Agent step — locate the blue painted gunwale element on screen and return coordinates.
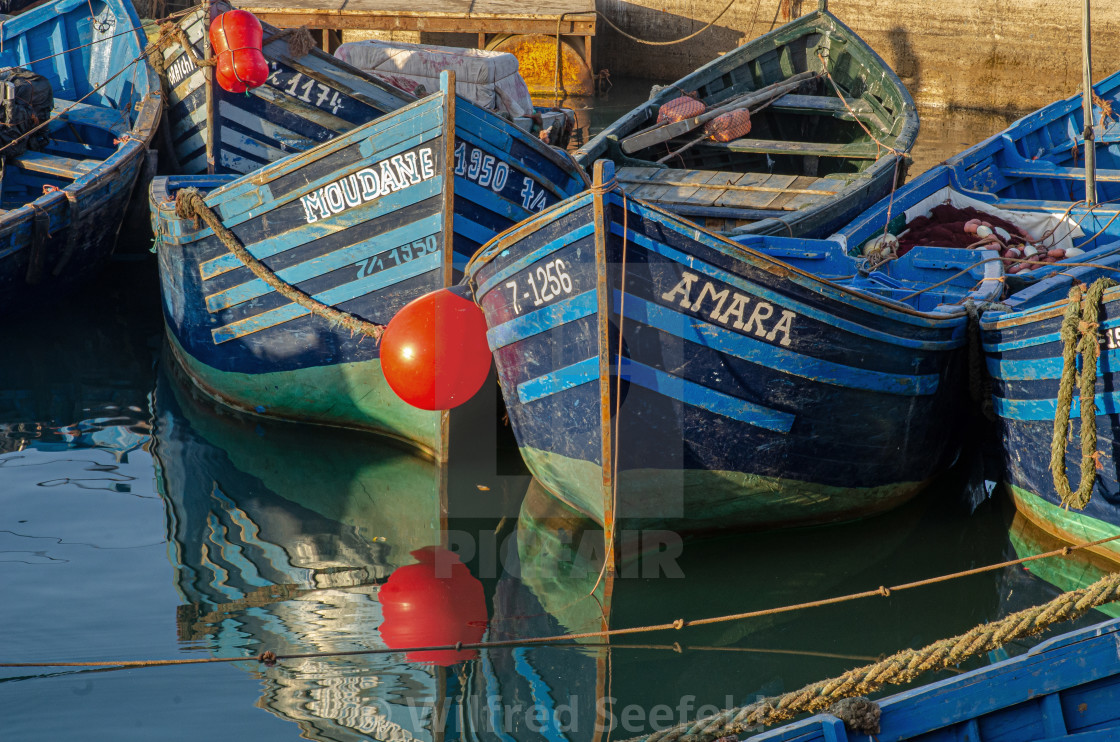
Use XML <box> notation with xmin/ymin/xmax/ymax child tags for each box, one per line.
<box><xmin>573</xmin><ymin>8</ymin><xmax>919</xmax><ymax>239</ymax></box>
<box><xmin>152</xmin><ymin>72</ymin><xmax>587</xmax><ymax>458</ymax></box>
<box><xmin>466</xmin><ymin>160</ymin><xmax>1002</xmax><ymax>535</ymax></box>
<box><xmin>160</xmin><ymin>0</ymin><xmax>414</xmax><ymax>175</ymax></box>
<box><xmin>0</xmin><ymin>0</ymin><xmax>161</xmax><ymax>316</ymax></box>
<box><xmin>941</xmin><ymin>67</ymin><xmax>1120</xmax><ymax>547</ymax></box>
<box><xmin>749</xmin><ymin>617</ymin><xmax>1120</xmax><ymax>741</ymax></box>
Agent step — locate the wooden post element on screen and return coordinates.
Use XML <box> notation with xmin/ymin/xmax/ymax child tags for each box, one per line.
<box><xmin>1083</xmin><ymin>0</ymin><xmax>1097</xmax><ymax>205</ymax></box>
<box><xmin>818</xmin><ymin>0</ymin><xmax>828</xmax><ymax>11</ymax></box>
<box><xmin>203</xmin><ymin>0</ymin><xmax>215</xmax><ymax>175</ymax></box>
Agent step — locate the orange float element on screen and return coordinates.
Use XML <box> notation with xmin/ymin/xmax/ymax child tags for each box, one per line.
<box><xmin>378</xmin><ymin>547</ymin><xmax>488</xmax><ymax>666</ymax></box>
<box><xmin>209</xmin><ymin>10</ymin><xmax>269</xmax><ymax>94</ymax></box>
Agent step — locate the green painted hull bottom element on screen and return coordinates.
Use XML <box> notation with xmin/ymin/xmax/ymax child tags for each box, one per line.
<box><xmin>521</xmin><ymin>445</ymin><xmax>929</xmax><ymax>533</ymax></box>
<box><xmin>1009</xmin><ymin>484</ymin><xmax>1120</xmax><ymax>562</ymax></box>
<box><xmin>1007</xmin><ymin>510</ymin><xmax>1120</xmax><ymax>619</ymax></box>
<box><xmin>162</xmin><ymin>368</ymin><xmax>446</xmax><ymax>569</ymax></box>
<box><xmin>167</xmin><ymin>330</ymin><xmax>442</xmax><ymax>457</ymax></box>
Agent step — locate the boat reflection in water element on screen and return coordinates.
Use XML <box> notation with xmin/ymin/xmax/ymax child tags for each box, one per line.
<box><xmin>1005</xmin><ymin>509</ymin><xmax>1120</xmax><ymax>621</ymax></box>
<box><xmin>154</xmin><ymin>355</ymin><xmax>514</xmax><ymax>742</ymax></box>
<box><xmin>155</xmin><ymin>353</ymin><xmax>1087</xmax><ymax>742</ymax></box>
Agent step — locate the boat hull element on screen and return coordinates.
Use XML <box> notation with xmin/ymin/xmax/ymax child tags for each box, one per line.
<box><xmin>574</xmin><ymin>9</ymin><xmax>918</xmax><ymax>238</ymax></box>
<box><xmin>152</xmin><ymin>76</ymin><xmax>587</xmax><ymax>455</ymax></box>
<box><xmin>984</xmin><ymin>290</ymin><xmax>1120</xmax><ymax>555</ymax></box>
<box><xmin>468</xmin><ymin>169</ymin><xmax>972</xmax><ymax>534</ymax></box>
<box><xmin>159</xmin><ymin>2</ymin><xmax>413</xmax><ymax>175</ymax></box>
<box><xmin>749</xmin><ymin>617</ymin><xmax>1120</xmax><ymax>741</ymax></box>
<box><xmin>0</xmin><ymin>0</ymin><xmax>160</xmax><ymax>315</ymax></box>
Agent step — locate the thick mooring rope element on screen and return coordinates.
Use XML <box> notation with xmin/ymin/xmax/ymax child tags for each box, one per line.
<box><xmin>633</xmin><ymin>569</ymin><xmax>1120</xmax><ymax>742</ymax></box>
<box><xmin>173</xmin><ymin>188</ymin><xmax>385</xmax><ymax>340</ymax></box>
<box><xmin>1051</xmin><ymin>277</ymin><xmax>1116</xmax><ymax>509</ymax></box>
<box><xmin>263</xmin><ymin>25</ymin><xmax>317</xmax><ymax>60</ymax></box>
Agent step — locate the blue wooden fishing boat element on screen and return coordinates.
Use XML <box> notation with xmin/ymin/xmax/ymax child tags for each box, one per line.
<box><xmin>0</xmin><ymin>0</ymin><xmax>161</xmax><ymax>315</ymax></box>
<box><xmin>464</xmin><ymin>159</ymin><xmax>1003</xmax><ymax>539</ymax></box>
<box><xmin>961</xmin><ymin>69</ymin><xmax>1120</xmax><ymax>560</ymax></box>
<box><xmin>151</xmin><ymin>71</ymin><xmax>587</xmax><ymax>457</ymax></box>
<box><xmin>574</xmin><ymin>0</ymin><xmax>918</xmax><ymax>238</ymax></box>
<box><xmin>749</xmin><ymin>616</ymin><xmax>1120</xmax><ymax>741</ymax></box>
<box><xmin>156</xmin><ymin>0</ymin><xmax>413</xmax><ymax>175</ymax></box>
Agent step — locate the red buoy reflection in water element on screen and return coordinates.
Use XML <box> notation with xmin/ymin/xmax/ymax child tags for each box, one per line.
<box><xmin>379</xmin><ymin>546</ymin><xmax>487</xmax><ymax>665</ymax></box>
<box><xmin>380</xmin><ymin>286</ymin><xmax>492</xmax><ymax>410</ymax></box>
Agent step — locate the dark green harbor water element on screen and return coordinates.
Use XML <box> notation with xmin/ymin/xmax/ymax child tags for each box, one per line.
<box><xmin>1</xmin><ymin>95</ymin><xmax>1109</xmax><ymax>741</ymax></box>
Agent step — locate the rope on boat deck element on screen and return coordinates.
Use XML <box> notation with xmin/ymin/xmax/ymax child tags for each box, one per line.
<box><xmin>146</xmin><ymin>22</ymin><xmax>215</xmax><ymax>70</ymax></box>
<box><xmin>1051</xmin><ymin>277</ymin><xmax>1116</xmax><ymax>509</ymax></box>
<box><xmin>631</xmin><ymin>570</ymin><xmax>1120</xmax><ymax>742</ymax></box>
<box><xmin>6</xmin><ymin>529</ymin><xmax>1120</xmax><ymax>672</ymax></box>
<box><xmin>173</xmin><ymin>188</ymin><xmax>385</xmax><ymax>341</ymax></box>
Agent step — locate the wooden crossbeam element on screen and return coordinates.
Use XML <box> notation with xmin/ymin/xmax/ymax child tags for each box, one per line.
<box><xmin>616</xmin><ymin>175</ymin><xmax>838</xmax><ymax>197</ymax></box>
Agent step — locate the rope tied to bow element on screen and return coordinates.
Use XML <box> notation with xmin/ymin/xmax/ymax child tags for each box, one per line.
<box><xmin>1051</xmin><ymin>277</ymin><xmax>1116</xmax><ymax>509</ymax></box>
<box><xmin>174</xmin><ymin>187</ymin><xmax>384</xmax><ymax>341</ymax></box>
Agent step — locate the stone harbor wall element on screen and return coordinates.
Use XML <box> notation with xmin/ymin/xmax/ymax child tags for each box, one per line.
<box><xmin>594</xmin><ymin>0</ymin><xmax>1120</xmax><ymax>114</ymax></box>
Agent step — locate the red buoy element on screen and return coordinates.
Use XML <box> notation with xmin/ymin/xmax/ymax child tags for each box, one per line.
<box><xmin>209</xmin><ymin>10</ymin><xmax>269</xmax><ymax>94</ymax></box>
<box><xmin>380</xmin><ymin>285</ymin><xmax>491</xmax><ymax>410</ymax></box>
<box><xmin>379</xmin><ymin>547</ymin><xmax>487</xmax><ymax>665</ymax></box>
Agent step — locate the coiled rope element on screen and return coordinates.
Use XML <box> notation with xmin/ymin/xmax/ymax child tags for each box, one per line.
<box><xmin>173</xmin><ymin>188</ymin><xmax>384</xmax><ymax>340</ymax></box>
<box><xmin>1051</xmin><ymin>277</ymin><xmax>1116</xmax><ymax>509</ymax></box>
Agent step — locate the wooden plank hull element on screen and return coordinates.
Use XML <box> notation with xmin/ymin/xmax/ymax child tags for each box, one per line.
<box><xmin>984</xmin><ymin>288</ymin><xmax>1120</xmax><ymax>555</ymax></box>
<box><xmin>466</xmin><ymin>163</ymin><xmax>1000</xmax><ymax>534</ymax></box>
<box><xmin>152</xmin><ymin>78</ymin><xmax>587</xmax><ymax>457</ymax></box>
<box><xmin>956</xmin><ymin>68</ymin><xmax>1120</xmax><ymax>550</ymax></box>
<box><xmin>160</xmin><ymin>1</ymin><xmax>413</xmax><ymax>175</ymax></box>
<box><xmin>749</xmin><ymin>617</ymin><xmax>1120</xmax><ymax>741</ymax></box>
<box><xmin>0</xmin><ymin>0</ymin><xmax>161</xmax><ymax>315</ymax></box>
<box><xmin>574</xmin><ymin>9</ymin><xmax>918</xmax><ymax>238</ymax></box>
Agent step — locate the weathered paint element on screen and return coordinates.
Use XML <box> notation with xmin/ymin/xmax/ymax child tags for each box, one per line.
<box><xmin>0</xmin><ymin>0</ymin><xmax>161</xmax><ymax>316</ymax></box>
<box><xmin>576</xmin><ymin>9</ymin><xmax>918</xmax><ymax>239</ymax></box>
<box><xmin>748</xmin><ymin>616</ymin><xmax>1120</xmax><ymax>741</ymax></box>
<box><xmin>152</xmin><ymin>74</ymin><xmax>587</xmax><ymax>456</ymax></box>
<box><xmin>466</xmin><ymin>160</ymin><xmax>1002</xmax><ymax>535</ymax></box>
<box><xmin>959</xmin><ymin>69</ymin><xmax>1120</xmax><ymax>555</ymax></box>
<box><xmin>161</xmin><ymin>0</ymin><xmax>414</xmax><ymax>176</ymax></box>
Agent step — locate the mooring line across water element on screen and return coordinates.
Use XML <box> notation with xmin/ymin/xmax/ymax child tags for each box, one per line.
<box><xmin>4</xmin><ymin>530</ymin><xmax>1120</xmax><ymax>671</ymax></box>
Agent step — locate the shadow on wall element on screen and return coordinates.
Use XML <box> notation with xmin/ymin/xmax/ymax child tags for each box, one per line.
<box><xmin>596</xmin><ymin>0</ymin><xmax>744</xmax><ymax>83</ymax></box>
<box><xmin>886</xmin><ymin>25</ymin><xmax>921</xmax><ymax>98</ymax></box>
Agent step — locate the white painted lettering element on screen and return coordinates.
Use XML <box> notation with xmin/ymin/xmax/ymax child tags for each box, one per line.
<box><xmin>718</xmin><ymin>292</ymin><xmax>750</xmax><ymax>329</ymax></box>
<box><xmin>743</xmin><ymin>301</ymin><xmax>774</xmax><ymax>336</ymax></box>
<box><xmin>766</xmin><ymin>310</ymin><xmax>796</xmax><ymax>346</ymax></box>
<box><xmin>661</xmin><ymin>272</ymin><xmax>698</xmax><ymax>308</ymax></box>
<box><xmin>297</xmin><ymin>146</ymin><xmax>437</xmax><ymax>224</ymax></box>
<box><xmin>690</xmin><ymin>282</ymin><xmax>729</xmax><ymax>318</ymax></box>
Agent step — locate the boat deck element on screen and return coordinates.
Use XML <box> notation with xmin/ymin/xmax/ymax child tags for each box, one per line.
<box><xmin>616</xmin><ymin>165</ymin><xmax>857</xmax><ymax>232</ymax></box>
